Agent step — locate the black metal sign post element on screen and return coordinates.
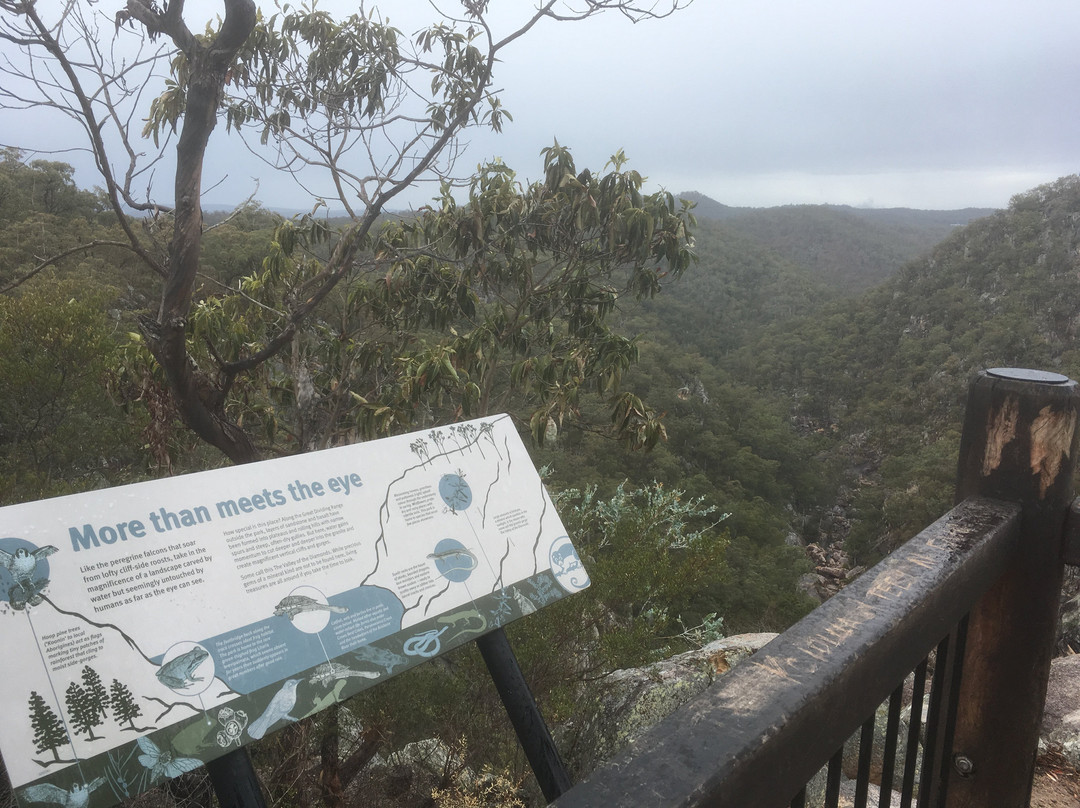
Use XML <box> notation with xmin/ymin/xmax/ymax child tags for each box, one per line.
<box><xmin>205</xmin><ymin>749</ymin><xmax>267</xmax><ymax>808</ymax></box>
<box><xmin>476</xmin><ymin>627</ymin><xmax>573</xmax><ymax>801</ymax></box>
<box><xmin>201</xmin><ymin>630</ymin><xmax>573</xmax><ymax>808</ymax></box>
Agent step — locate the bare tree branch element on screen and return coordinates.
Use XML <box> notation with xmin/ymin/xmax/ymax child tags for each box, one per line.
<box><xmin>0</xmin><ymin>0</ymin><xmax>689</xmax><ymax>463</ymax></box>
<box><xmin>0</xmin><ymin>239</ymin><xmax>154</xmax><ymax>294</ymax></box>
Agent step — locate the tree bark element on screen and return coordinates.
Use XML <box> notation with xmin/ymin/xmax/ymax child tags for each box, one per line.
<box><xmin>128</xmin><ymin>0</ymin><xmax>260</xmax><ymax>464</ymax></box>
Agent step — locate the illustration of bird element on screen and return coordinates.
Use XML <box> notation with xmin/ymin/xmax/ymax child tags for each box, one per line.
<box><xmin>21</xmin><ymin>778</ymin><xmax>106</xmax><ymax>808</ymax></box>
<box><xmin>247</xmin><ymin>679</ymin><xmax>301</xmax><ymax>740</ymax></box>
<box><xmin>0</xmin><ymin>545</ymin><xmax>59</xmax><ymax>594</ymax></box>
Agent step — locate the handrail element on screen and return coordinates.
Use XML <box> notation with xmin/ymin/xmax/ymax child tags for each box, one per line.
<box><xmin>554</xmin><ymin>368</ymin><xmax>1080</xmax><ymax>807</ymax></box>
<box><xmin>551</xmin><ymin>497</ymin><xmax>1020</xmax><ymax>807</ymax></box>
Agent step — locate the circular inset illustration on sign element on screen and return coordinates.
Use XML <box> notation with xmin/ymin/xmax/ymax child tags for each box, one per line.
<box><xmin>549</xmin><ymin>537</ymin><xmax>589</xmax><ymax>593</ymax></box>
<box><xmin>427</xmin><ymin>539</ymin><xmax>478</xmax><ymax>583</ymax></box>
<box><xmin>216</xmin><ymin>706</ymin><xmax>249</xmax><ymax>747</ymax></box>
<box><xmin>438</xmin><ymin>473</ymin><xmax>473</xmax><ymax>512</ymax></box>
<box><xmin>0</xmin><ymin>537</ymin><xmax>58</xmax><ymax>610</ymax></box>
<box><xmin>156</xmin><ymin>641</ymin><xmax>215</xmax><ymax>696</ymax></box>
<box><xmin>274</xmin><ymin>586</ymin><xmax>348</xmax><ymax>634</ymax></box>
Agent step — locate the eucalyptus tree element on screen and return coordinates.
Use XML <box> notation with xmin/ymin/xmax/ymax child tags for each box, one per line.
<box><xmin>196</xmin><ymin>146</ymin><xmax>695</xmax><ymax>455</ymax></box>
<box><xmin>0</xmin><ymin>2</ymin><xmax>695</xmax><ymax>798</ymax></box>
<box><xmin>0</xmin><ymin>0</ymin><xmax>693</xmax><ymax>466</ymax></box>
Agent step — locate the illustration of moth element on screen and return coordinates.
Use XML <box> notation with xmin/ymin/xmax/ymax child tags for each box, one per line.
<box><xmin>136</xmin><ymin>736</ymin><xmax>201</xmax><ymax>782</ymax></box>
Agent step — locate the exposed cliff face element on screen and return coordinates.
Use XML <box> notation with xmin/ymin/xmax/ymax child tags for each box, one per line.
<box><xmin>558</xmin><ymin>633</ymin><xmax>779</xmax><ymax>780</ymax></box>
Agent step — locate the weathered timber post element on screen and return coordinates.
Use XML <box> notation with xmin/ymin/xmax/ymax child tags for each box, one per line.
<box><xmin>946</xmin><ymin>368</ymin><xmax>1080</xmax><ymax>807</ymax></box>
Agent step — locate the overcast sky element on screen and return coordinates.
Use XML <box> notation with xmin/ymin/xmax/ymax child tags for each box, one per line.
<box><xmin>448</xmin><ymin>0</ymin><xmax>1080</xmax><ymax>211</ymax></box>
<box><xmin>6</xmin><ymin>0</ymin><xmax>1080</xmax><ymax>211</ymax></box>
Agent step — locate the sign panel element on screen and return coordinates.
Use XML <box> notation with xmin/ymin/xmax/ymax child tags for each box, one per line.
<box><xmin>0</xmin><ymin>415</ymin><xmax>588</xmax><ymax>808</ymax></box>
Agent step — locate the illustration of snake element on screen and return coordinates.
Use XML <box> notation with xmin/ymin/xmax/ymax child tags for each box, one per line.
<box><xmin>403</xmin><ymin>626</ymin><xmax>449</xmax><ymax>658</ymax></box>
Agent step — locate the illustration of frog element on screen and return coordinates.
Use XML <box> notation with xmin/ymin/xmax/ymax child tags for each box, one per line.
<box><xmin>156</xmin><ymin>646</ymin><xmax>209</xmax><ymax>690</ymax></box>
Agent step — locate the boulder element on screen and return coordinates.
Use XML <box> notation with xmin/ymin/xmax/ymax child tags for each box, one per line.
<box><xmin>1040</xmin><ymin>654</ymin><xmax>1080</xmax><ymax>768</ymax></box>
<box><xmin>837</xmin><ymin>779</ymin><xmax>904</xmax><ymax>808</ymax></box>
<box><xmin>565</xmin><ymin>633</ymin><xmax>777</xmax><ymax>777</ymax></box>
<box><xmin>1056</xmin><ymin>568</ymin><xmax>1080</xmax><ymax>655</ymax></box>
<box><xmin>841</xmin><ymin>698</ymin><xmax>921</xmax><ymax>792</ymax></box>
<box><xmin>798</xmin><ymin>572</ymin><xmax>832</xmax><ymax>603</ymax></box>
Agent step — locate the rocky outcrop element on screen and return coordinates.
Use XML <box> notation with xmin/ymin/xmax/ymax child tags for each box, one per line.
<box><xmin>1041</xmin><ymin>654</ymin><xmax>1080</xmax><ymax>768</ymax></box>
<box><xmin>567</xmin><ymin>638</ymin><xmax>1080</xmax><ymax>805</ymax></box>
<box><xmin>799</xmin><ymin>542</ymin><xmax>865</xmax><ymax>603</ymax></box>
<box><xmin>563</xmin><ymin>633</ymin><xmax>777</xmax><ymax>778</ymax></box>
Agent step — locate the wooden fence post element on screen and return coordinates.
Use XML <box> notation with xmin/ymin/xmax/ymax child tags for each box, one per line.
<box><xmin>946</xmin><ymin>368</ymin><xmax>1080</xmax><ymax>807</ymax></box>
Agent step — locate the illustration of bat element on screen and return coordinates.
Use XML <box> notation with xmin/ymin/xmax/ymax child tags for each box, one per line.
<box><xmin>20</xmin><ymin>778</ymin><xmax>105</xmax><ymax>808</ymax></box>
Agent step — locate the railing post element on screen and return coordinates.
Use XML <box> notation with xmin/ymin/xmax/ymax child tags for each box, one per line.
<box><xmin>946</xmin><ymin>368</ymin><xmax>1080</xmax><ymax>807</ymax></box>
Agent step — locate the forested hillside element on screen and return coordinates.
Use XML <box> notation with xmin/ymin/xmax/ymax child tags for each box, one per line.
<box><xmin>10</xmin><ymin>143</ymin><xmax>1080</xmax><ymax>802</ymax></box>
<box><xmin>679</xmin><ymin>191</ymin><xmax>993</xmax><ymax>293</ymax></box>
<box><xmin>717</xmin><ymin>175</ymin><xmax>1080</xmax><ymax>561</ymax></box>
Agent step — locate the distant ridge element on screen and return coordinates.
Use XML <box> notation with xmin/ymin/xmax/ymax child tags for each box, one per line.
<box><xmin>677</xmin><ymin>191</ymin><xmax>997</xmax><ymax>293</ymax></box>
<box><xmin>677</xmin><ymin>190</ymin><xmax>995</xmax><ymax>222</ymax></box>
<box><xmin>676</xmin><ymin>191</ymin><xmax>735</xmax><ymax>220</ymax></box>
<box><xmin>734</xmin><ymin>173</ymin><xmax>1080</xmax><ymax>554</ymax></box>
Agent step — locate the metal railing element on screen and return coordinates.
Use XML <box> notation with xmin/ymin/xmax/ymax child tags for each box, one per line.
<box><xmin>552</xmin><ymin>368</ymin><xmax>1080</xmax><ymax>807</ymax></box>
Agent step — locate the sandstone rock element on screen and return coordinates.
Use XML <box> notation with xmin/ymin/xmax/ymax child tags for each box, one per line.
<box><xmin>1056</xmin><ymin>568</ymin><xmax>1080</xmax><ymax>655</ymax></box>
<box><xmin>1040</xmin><ymin>654</ymin><xmax>1080</xmax><ymax>769</ymax></box>
<box><xmin>816</xmin><ymin>564</ymin><xmax>847</xmax><ymax>579</ymax></box>
<box><xmin>566</xmin><ymin>633</ymin><xmax>777</xmax><ymax>777</ymax></box>
<box><xmin>371</xmin><ymin>737</ymin><xmax>473</xmax><ymax>797</ymax></box>
<box><xmin>801</xmin><ymin>767</ymin><xmax>909</xmax><ymax>808</ymax></box>
<box><xmin>836</xmin><ymin>778</ymin><xmax>906</xmax><ymax>808</ymax></box>
<box><xmin>799</xmin><ymin>572</ymin><xmax>832</xmax><ymax>603</ymax></box>
<box><xmin>841</xmin><ymin>698</ymin><xmax>921</xmax><ymax>793</ymax></box>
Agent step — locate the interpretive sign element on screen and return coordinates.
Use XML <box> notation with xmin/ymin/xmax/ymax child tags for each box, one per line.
<box><xmin>0</xmin><ymin>414</ymin><xmax>588</xmax><ymax>808</ymax></box>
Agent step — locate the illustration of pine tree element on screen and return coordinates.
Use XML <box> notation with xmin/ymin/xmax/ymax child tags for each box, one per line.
<box><xmin>64</xmin><ymin>681</ymin><xmax>102</xmax><ymax>740</ymax></box>
<box><xmin>81</xmin><ymin>665</ymin><xmax>109</xmax><ymax>721</ymax></box>
<box><xmin>109</xmin><ymin>679</ymin><xmax>142</xmax><ymax>730</ymax></box>
<box><xmin>28</xmin><ymin>691</ymin><xmax>69</xmax><ymax>761</ymax></box>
